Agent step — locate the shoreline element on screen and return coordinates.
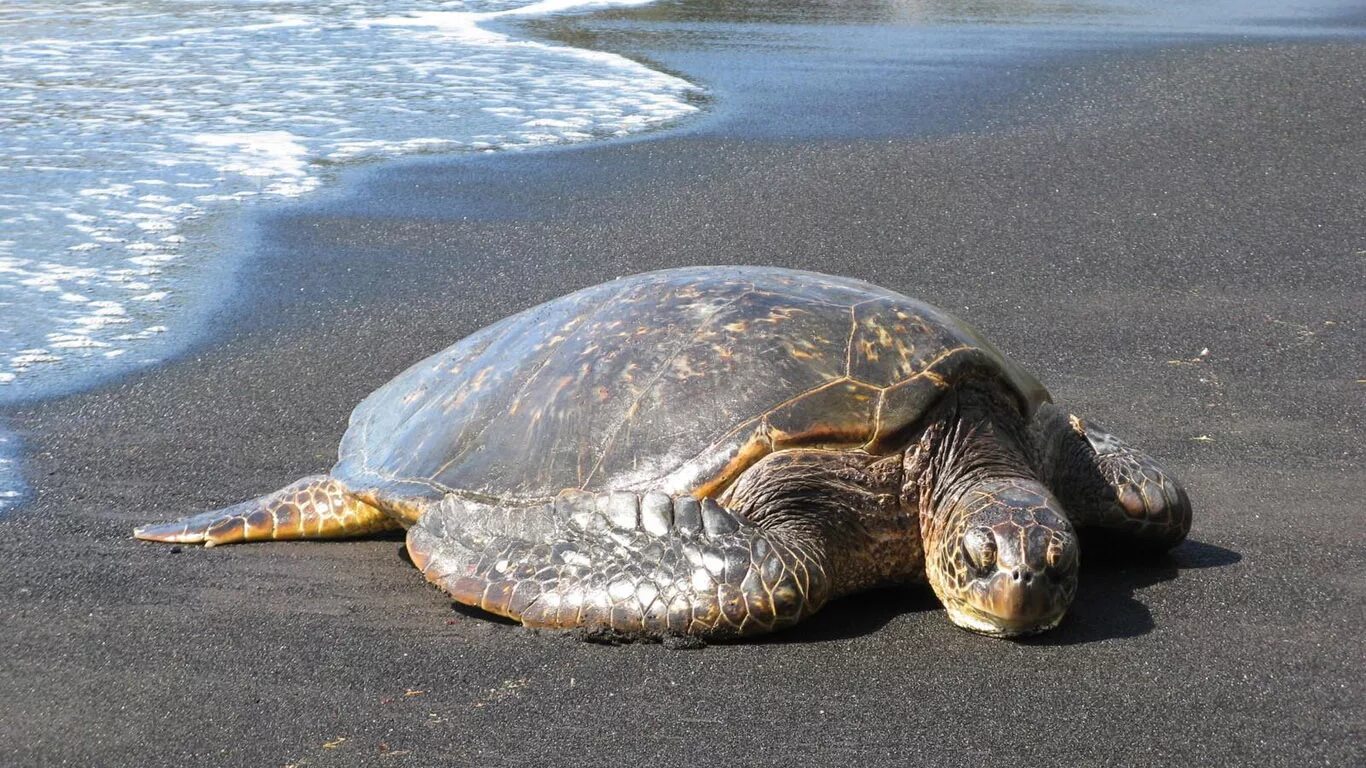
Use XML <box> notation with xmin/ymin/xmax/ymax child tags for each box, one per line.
<box><xmin>0</xmin><ymin>0</ymin><xmax>702</xmax><ymax>407</ymax></box>
<box><xmin>1</xmin><ymin>3</ymin><xmax>1363</xmax><ymax>766</ymax></box>
<box><xmin>6</xmin><ymin>0</ymin><xmax>1362</xmax><ymax>410</ymax></box>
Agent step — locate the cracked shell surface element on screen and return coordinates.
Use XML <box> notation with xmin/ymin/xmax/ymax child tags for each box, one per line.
<box><xmin>332</xmin><ymin>267</ymin><xmax>1048</xmax><ymax>503</ymax></box>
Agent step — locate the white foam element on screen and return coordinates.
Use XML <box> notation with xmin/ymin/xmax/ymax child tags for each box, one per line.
<box><xmin>184</xmin><ymin>131</ymin><xmax>311</xmax><ymax>180</ymax></box>
<box><xmin>0</xmin><ymin>426</ymin><xmax>23</xmax><ymax>513</ymax></box>
<box><xmin>0</xmin><ymin>0</ymin><xmax>700</xmax><ymax>395</ymax></box>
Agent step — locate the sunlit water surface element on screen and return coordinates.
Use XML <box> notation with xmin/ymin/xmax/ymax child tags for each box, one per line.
<box><xmin>0</xmin><ymin>0</ymin><xmax>697</xmax><ymax>398</ymax></box>
<box><xmin>0</xmin><ymin>0</ymin><xmax>703</xmax><ymax>513</ymax></box>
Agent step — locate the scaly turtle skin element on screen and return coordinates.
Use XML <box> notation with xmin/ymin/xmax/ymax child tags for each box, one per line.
<box><xmin>136</xmin><ymin>267</ymin><xmax>1191</xmax><ymax>639</ymax></box>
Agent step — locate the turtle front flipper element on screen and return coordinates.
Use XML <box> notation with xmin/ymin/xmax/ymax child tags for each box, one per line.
<box><xmin>407</xmin><ymin>491</ymin><xmax>832</xmax><ymax>640</ymax></box>
<box><xmin>1033</xmin><ymin>404</ymin><xmax>1192</xmax><ymax>549</ymax></box>
<box><xmin>134</xmin><ymin>475</ymin><xmax>400</xmax><ymax>547</ymax></box>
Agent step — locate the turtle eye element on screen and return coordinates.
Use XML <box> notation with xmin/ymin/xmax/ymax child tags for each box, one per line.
<box><xmin>962</xmin><ymin>527</ymin><xmax>997</xmax><ymax>573</ymax></box>
<box><xmin>1046</xmin><ymin>534</ymin><xmax>1076</xmax><ymax>572</ymax></box>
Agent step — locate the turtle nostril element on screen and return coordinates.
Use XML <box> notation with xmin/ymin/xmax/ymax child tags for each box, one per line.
<box><xmin>1022</xmin><ymin>571</ymin><xmax>1033</xmax><ymax>584</ymax></box>
<box><xmin>1011</xmin><ymin>569</ymin><xmax>1021</xmax><ymax>582</ymax></box>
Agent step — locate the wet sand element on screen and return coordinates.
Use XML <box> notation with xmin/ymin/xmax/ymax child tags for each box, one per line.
<box><xmin>2</xmin><ymin>15</ymin><xmax>1363</xmax><ymax>768</ymax></box>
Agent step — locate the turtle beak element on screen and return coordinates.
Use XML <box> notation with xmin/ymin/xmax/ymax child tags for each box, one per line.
<box><xmin>944</xmin><ymin>577</ymin><xmax>1070</xmax><ymax>637</ymax></box>
<box><xmin>965</xmin><ymin>567</ymin><xmax>1067</xmax><ymax>635</ymax></box>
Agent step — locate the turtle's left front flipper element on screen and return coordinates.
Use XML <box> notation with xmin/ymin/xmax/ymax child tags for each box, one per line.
<box><xmin>407</xmin><ymin>491</ymin><xmax>832</xmax><ymax>639</ymax></box>
<box><xmin>1033</xmin><ymin>404</ymin><xmax>1192</xmax><ymax>549</ymax></box>
<box><xmin>134</xmin><ymin>475</ymin><xmax>400</xmax><ymax>547</ymax></box>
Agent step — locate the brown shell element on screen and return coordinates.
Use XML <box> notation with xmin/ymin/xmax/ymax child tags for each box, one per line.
<box><xmin>333</xmin><ymin>267</ymin><xmax>1048</xmax><ymax>503</ymax></box>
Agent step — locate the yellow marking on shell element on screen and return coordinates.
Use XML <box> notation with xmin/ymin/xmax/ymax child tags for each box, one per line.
<box><xmin>843</xmin><ymin>305</ymin><xmax>859</xmax><ymax>375</ymax></box>
<box><xmin>691</xmin><ymin>429</ymin><xmax>774</xmax><ymax>499</ymax></box>
<box><xmin>671</xmin><ymin>355</ymin><xmax>706</xmax><ymax>380</ymax></box>
<box><xmin>657</xmin><ymin>375</ymin><xmax>873</xmax><ymax>497</ymax></box>
<box><xmin>869</xmin><ymin>388</ymin><xmax>886</xmax><ymax>442</ymax></box>
<box><xmin>468</xmin><ymin>366</ymin><xmax>493</xmax><ymax>389</ymax></box>
<box><xmin>906</xmin><ymin>344</ymin><xmax>974</xmax><ymax>381</ymax></box>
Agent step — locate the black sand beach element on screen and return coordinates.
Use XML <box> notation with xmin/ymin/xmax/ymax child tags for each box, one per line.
<box><xmin>2</xmin><ymin>5</ymin><xmax>1363</xmax><ymax>767</ymax></box>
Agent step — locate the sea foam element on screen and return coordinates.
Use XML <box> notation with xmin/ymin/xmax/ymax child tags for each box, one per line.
<box><xmin>0</xmin><ymin>0</ymin><xmax>698</xmax><ymax>400</ymax></box>
<box><xmin>0</xmin><ymin>426</ymin><xmax>21</xmax><ymax>515</ymax></box>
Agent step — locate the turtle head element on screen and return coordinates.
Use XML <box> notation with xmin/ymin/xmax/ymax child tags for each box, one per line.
<box><xmin>928</xmin><ymin>479</ymin><xmax>1078</xmax><ymax>637</ymax></box>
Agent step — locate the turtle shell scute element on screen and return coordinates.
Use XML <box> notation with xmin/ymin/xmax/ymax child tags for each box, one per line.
<box><xmin>333</xmin><ymin>266</ymin><xmax>1047</xmax><ymax>503</ymax></box>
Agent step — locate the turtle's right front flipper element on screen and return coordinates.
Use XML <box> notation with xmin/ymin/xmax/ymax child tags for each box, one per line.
<box><xmin>407</xmin><ymin>491</ymin><xmax>833</xmax><ymax>639</ymax></box>
<box><xmin>134</xmin><ymin>475</ymin><xmax>400</xmax><ymax>547</ymax></box>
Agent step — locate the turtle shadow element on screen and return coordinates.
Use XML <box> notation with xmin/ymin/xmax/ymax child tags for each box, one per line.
<box><xmin>761</xmin><ymin>587</ymin><xmax>941</xmax><ymax>645</ymax></box>
<box><xmin>451</xmin><ymin>601</ymin><xmax>522</xmax><ymax>626</ymax></box>
<box><xmin>1019</xmin><ymin>538</ymin><xmax>1241</xmax><ymax>646</ymax></box>
<box><xmin>772</xmin><ymin>538</ymin><xmax>1239</xmax><ymax>646</ymax></box>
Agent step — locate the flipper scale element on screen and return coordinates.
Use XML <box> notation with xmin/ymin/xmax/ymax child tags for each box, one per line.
<box><xmin>134</xmin><ymin>475</ymin><xmax>399</xmax><ymax>547</ymax></box>
<box><xmin>407</xmin><ymin>491</ymin><xmax>831</xmax><ymax>639</ymax></box>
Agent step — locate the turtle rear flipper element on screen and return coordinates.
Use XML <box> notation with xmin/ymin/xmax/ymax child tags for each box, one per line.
<box><xmin>134</xmin><ymin>475</ymin><xmax>400</xmax><ymax>547</ymax></box>
<box><xmin>408</xmin><ymin>491</ymin><xmax>832</xmax><ymax>640</ymax></box>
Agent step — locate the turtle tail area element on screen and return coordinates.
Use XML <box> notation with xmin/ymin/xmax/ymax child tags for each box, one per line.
<box><xmin>133</xmin><ymin>475</ymin><xmax>400</xmax><ymax>547</ymax></box>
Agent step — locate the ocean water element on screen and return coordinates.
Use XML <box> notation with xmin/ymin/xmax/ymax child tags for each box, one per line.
<box><xmin>0</xmin><ymin>0</ymin><xmax>698</xmax><ymax>401</ymax></box>
<box><xmin>0</xmin><ymin>0</ymin><xmax>702</xmax><ymax>515</ymax></box>
<box><xmin>0</xmin><ymin>428</ymin><xmax>19</xmax><ymax>514</ymax></box>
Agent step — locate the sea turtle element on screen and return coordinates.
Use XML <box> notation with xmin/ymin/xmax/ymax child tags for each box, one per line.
<box><xmin>136</xmin><ymin>267</ymin><xmax>1191</xmax><ymax>639</ymax></box>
